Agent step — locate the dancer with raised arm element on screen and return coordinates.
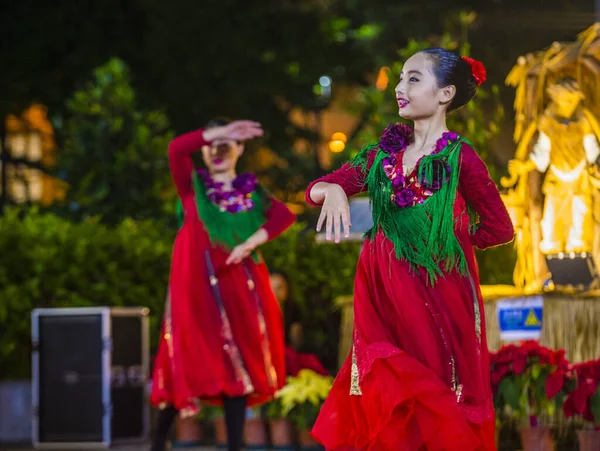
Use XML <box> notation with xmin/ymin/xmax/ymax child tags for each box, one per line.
<box><xmin>150</xmin><ymin>119</ymin><xmax>296</xmax><ymax>451</ymax></box>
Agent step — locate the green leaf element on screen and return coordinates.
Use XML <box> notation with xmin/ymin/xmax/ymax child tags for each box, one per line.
<box><xmin>591</xmin><ymin>389</ymin><xmax>600</xmax><ymax>425</ymax></box>
<box><xmin>0</xmin><ymin>208</ymin><xmax>174</xmax><ymax>379</ymax></box>
<box><xmin>286</xmin><ymin>62</ymin><xmax>300</xmax><ymax>78</ymax></box>
<box><xmin>56</xmin><ymin>58</ymin><xmax>175</xmax><ymax>224</ymax></box>
<box><xmin>499</xmin><ymin>376</ymin><xmax>520</xmax><ymax>409</ymax></box>
<box><xmin>531</xmin><ymin>363</ymin><xmax>542</xmax><ymax>380</ymax></box>
<box><xmin>554</xmin><ymin>391</ymin><xmax>565</xmax><ymax>412</ymax></box>
<box><xmin>353</xmin><ymin>24</ymin><xmax>382</xmax><ymax>40</ymax></box>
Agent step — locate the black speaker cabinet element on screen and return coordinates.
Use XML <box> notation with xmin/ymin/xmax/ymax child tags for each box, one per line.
<box><xmin>546</xmin><ymin>252</ymin><xmax>598</xmax><ymax>289</ymax></box>
<box><xmin>31</xmin><ymin>307</ymin><xmax>150</xmax><ymax>448</ymax></box>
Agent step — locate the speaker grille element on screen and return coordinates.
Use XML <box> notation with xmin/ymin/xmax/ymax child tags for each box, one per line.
<box><xmin>38</xmin><ymin>314</ymin><xmax>103</xmax><ymax>442</ymax></box>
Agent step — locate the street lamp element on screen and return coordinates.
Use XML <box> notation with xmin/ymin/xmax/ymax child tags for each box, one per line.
<box><xmin>318</xmin><ymin>76</ymin><xmax>332</xmax><ymax>100</ymax></box>
<box><xmin>314</xmin><ymin>75</ymin><xmax>333</xmax><ymax>172</ymax></box>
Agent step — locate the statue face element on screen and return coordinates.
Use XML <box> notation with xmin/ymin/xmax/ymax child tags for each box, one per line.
<box><xmin>547</xmin><ymin>81</ymin><xmax>584</xmax><ymax>119</ymax></box>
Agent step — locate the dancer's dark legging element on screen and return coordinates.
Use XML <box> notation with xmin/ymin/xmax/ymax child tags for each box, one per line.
<box><xmin>151</xmin><ymin>396</ymin><xmax>247</xmax><ymax>451</ymax></box>
<box><xmin>222</xmin><ymin>396</ymin><xmax>247</xmax><ymax>451</ymax></box>
<box><xmin>151</xmin><ymin>405</ymin><xmax>177</xmax><ymax>451</ymax></box>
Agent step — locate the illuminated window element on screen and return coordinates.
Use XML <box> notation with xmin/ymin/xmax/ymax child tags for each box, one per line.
<box><xmin>1</xmin><ymin>132</ymin><xmax>43</xmax><ymax>203</ymax></box>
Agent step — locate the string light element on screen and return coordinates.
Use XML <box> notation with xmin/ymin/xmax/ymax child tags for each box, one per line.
<box><xmin>376</xmin><ymin>67</ymin><xmax>390</xmax><ymax>91</ymax></box>
<box><xmin>328</xmin><ymin>132</ymin><xmax>347</xmax><ymax>153</ymax></box>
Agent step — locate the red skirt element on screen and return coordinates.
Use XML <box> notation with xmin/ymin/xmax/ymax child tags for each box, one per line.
<box><xmin>150</xmin><ymin>217</ymin><xmax>286</xmax><ymax>415</ymax></box>
<box><xmin>312</xmin><ymin>231</ymin><xmax>496</xmax><ymax>451</ymax></box>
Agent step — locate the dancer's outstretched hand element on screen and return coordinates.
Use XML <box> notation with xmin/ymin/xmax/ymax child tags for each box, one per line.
<box><xmin>203</xmin><ymin>120</ymin><xmax>263</xmax><ymax>143</ymax></box>
<box><xmin>316</xmin><ymin>184</ymin><xmax>351</xmax><ymax>243</ymax></box>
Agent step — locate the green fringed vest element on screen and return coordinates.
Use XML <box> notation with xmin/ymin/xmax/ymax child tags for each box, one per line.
<box><xmin>176</xmin><ymin>172</ymin><xmax>270</xmax><ymax>262</ymax></box>
<box><xmin>352</xmin><ymin>137</ymin><xmax>473</xmax><ymax>284</ymax></box>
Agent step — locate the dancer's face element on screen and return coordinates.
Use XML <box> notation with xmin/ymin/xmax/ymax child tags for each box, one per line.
<box><xmin>201</xmin><ymin>139</ymin><xmax>243</xmax><ymax>174</ymax></box>
<box><xmin>395</xmin><ymin>52</ymin><xmax>455</xmax><ymax>120</ymax></box>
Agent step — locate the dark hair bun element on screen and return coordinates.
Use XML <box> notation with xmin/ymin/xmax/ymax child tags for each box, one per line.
<box><xmin>419</xmin><ymin>48</ymin><xmax>478</xmax><ymax>111</ymax></box>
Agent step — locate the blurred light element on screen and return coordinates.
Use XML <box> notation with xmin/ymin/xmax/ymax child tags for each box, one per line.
<box><xmin>328</xmin><ymin>140</ymin><xmax>345</xmax><ymax>153</ymax></box>
<box><xmin>331</xmin><ymin>132</ymin><xmax>347</xmax><ymax>143</ymax></box>
<box><xmin>319</xmin><ymin>76</ymin><xmax>332</xmax><ymax>88</ymax></box>
<box><xmin>376</xmin><ymin>67</ymin><xmax>390</xmax><ymax>91</ymax></box>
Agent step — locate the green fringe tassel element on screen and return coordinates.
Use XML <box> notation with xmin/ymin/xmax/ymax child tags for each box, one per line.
<box><xmin>350</xmin><ymin>142</ymin><xmax>380</xmax><ymax>174</ymax></box>
<box><xmin>176</xmin><ymin>172</ymin><xmax>270</xmax><ymax>263</ymax></box>
<box><xmin>176</xmin><ymin>199</ymin><xmax>184</xmax><ymax>228</ymax></box>
<box><xmin>353</xmin><ymin>138</ymin><xmax>472</xmax><ymax>284</ymax></box>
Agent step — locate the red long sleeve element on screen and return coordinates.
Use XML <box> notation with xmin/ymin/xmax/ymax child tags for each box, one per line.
<box><xmin>262</xmin><ymin>196</ymin><xmax>296</xmax><ymax>240</ymax></box>
<box><xmin>305</xmin><ymin>150</ymin><xmax>376</xmax><ymax>206</ymax></box>
<box><xmin>458</xmin><ymin>144</ymin><xmax>515</xmax><ymax>249</ymax></box>
<box><xmin>168</xmin><ymin>129</ymin><xmax>209</xmax><ymax>199</ymax></box>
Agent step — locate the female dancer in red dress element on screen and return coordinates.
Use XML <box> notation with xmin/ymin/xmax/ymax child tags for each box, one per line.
<box><xmin>306</xmin><ymin>49</ymin><xmax>514</xmax><ymax>450</ymax></box>
<box><xmin>150</xmin><ymin>119</ymin><xmax>296</xmax><ymax>451</ymax></box>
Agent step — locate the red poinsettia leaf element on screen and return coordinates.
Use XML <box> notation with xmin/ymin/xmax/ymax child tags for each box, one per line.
<box><xmin>513</xmin><ymin>355</ymin><xmax>527</xmax><ymax>375</ymax></box>
<box><xmin>297</xmin><ymin>353</ymin><xmax>329</xmax><ymax>376</ymax></box>
<box><xmin>522</xmin><ymin>339</ymin><xmax>539</xmax><ymax>351</ymax></box>
<box><xmin>285</xmin><ymin>347</ymin><xmax>329</xmax><ymax>377</ymax></box>
<box><xmin>495</xmin><ymin>353</ymin><xmax>516</xmax><ymax>365</ymax></box>
<box><xmin>491</xmin><ymin>365</ymin><xmax>511</xmax><ymax>386</ymax></box>
<box><xmin>573</xmin><ymin>388</ymin><xmax>589</xmax><ymax>414</ymax></box>
<box><xmin>539</xmin><ymin>347</ymin><xmax>554</xmax><ymax>365</ymax></box>
<box><xmin>563</xmin><ymin>398</ymin><xmax>575</xmax><ymax>418</ymax></box>
<box><xmin>583</xmin><ymin>379</ymin><xmax>598</xmax><ymax>396</ymax></box>
<box><xmin>551</xmin><ymin>349</ymin><xmax>566</xmax><ymax>365</ymax></box>
<box><xmin>583</xmin><ymin>408</ymin><xmax>595</xmax><ymax>423</ymax></box>
<box><xmin>545</xmin><ymin>370</ymin><xmax>564</xmax><ymax>399</ymax></box>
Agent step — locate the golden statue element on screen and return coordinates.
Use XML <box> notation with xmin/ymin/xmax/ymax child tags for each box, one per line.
<box><xmin>503</xmin><ymin>25</ymin><xmax>600</xmax><ymax>292</ymax></box>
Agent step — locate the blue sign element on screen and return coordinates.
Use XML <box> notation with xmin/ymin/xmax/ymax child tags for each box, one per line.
<box><xmin>496</xmin><ymin>296</ymin><xmax>543</xmax><ymax>341</ymax></box>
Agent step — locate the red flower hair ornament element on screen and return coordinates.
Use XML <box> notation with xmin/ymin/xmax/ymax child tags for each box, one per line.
<box><xmin>462</xmin><ymin>56</ymin><xmax>487</xmax><ymax>86</ymax></box>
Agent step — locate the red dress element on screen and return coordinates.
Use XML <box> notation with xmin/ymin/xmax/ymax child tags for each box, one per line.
<box><xmin>306</xmin><ymin>142</ymin><xmax>514</xmax><ymax>450</ymax></box>
<box><xmin>150</xmin><ymin>129</ymin><xmax>296</xmax><ymax>416</ymax></box>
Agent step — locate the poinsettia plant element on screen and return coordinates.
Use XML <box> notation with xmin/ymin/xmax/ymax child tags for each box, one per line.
<box><xmin>563</xmin><ymin>358</ymin><xmax>600</xmax><ymax>428</ymax></box>
<box><xmin>265</xmin><ymin>347</ymin><xmax>330</xmax><ymax>421</ymax></box>
<box><xmin>276</xmin><ymin>369</ymin><xmax>333</xmax><ymax>429</ymax></box>
<box><xmin>490</xmin><ymin>340</ymin><xmax>575</xmax><ymax>425</ymax></box>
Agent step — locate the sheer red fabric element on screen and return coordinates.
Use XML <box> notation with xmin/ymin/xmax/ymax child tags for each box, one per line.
<box><xmin>306</xmin><ymin>143</ymin><xmax>514</xmax><ymax>450</ymax></box>
<box><xmin>150</xmin><ymin>129</ymin><xmax>296</xmax><ymax>415</ymax></box>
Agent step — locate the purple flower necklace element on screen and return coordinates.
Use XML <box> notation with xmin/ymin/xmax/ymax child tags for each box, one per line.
<box><xmin>379</xmin><ymin>123</ymin><xmax>458</xmax><ymax>208</ymax></box>
<box><xmin>197</xmin><ymin>169</ymin><xmax>258</xmax><ymax>213</ymax></box>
